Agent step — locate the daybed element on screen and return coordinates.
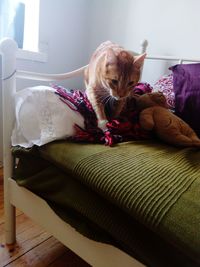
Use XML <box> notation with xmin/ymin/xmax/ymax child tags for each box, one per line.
<box><xmin>0</xmin><ymin>38</ymin><xmax>200</xmax><ymax>267</ymax></box>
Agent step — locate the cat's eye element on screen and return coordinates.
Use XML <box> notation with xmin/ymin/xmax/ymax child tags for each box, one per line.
<box><xmin>111</xmin><ymin>79</ymin><xmax>118</xmax><ymax>85</ymax></box>
<box><xmin>128</xmin><ymin>81</ymin><xmax>134</xmax><ymax>87</ymax></box>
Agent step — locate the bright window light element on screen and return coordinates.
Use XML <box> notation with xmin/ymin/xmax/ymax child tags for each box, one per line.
<box><xmin>21</xmin><ymin>0</ymin><xmax>40</xmax><ymax>52</ymax></box>
<box><xmin>0</xmin><ymin>0</ymin><xmax>40</xmax><ymax>52</ymax></box>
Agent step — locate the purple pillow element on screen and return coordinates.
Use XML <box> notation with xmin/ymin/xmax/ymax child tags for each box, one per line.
<box><xmin>170</xmin><ymin>63</ymin><xmax>200</xmax><ymax>137</ymax></box>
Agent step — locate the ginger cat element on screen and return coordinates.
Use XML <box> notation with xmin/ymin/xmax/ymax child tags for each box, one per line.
<box><xmin>85</xmin><ymin>41</ymin><xmax>146</xmax><ymax>130</ymax></box>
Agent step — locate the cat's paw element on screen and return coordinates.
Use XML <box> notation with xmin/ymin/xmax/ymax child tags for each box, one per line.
<box><xmin>98</xmin><ymin>119</ymin><xmax>108</xmax><ymax>131</ymax></box>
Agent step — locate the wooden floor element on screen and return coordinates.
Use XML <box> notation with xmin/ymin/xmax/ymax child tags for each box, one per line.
<box><xmin>0</xmin><ymin>168</ymin><xmax>90</xmax><ymax>267</ymax></box>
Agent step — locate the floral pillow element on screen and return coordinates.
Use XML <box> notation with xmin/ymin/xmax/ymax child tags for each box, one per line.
<box><xmin>153</xmin><ymin>73</ymin><xmax>175</xmax><ymax>110</ymax></box>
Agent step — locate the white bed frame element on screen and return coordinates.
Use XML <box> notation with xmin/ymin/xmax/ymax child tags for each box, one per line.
<box><xmin>1</xmin><ymin>38</ymin><xmax>200</xmax><ymax>267</ymax></box>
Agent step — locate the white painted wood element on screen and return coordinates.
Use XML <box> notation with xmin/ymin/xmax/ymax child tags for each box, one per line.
<box><xmin>0</xmin><ymin>38</ymin><xmax>17</xmax><ymax>244</ymax></box>
<box><xmin>140</xmin><ymin>39</ymin><xmax>148</xmax><ymax>54</ymax></box>
<box><xmin>16</xmin><ymin>40</ymin><xmax>148</xmax><ymax>82</ymax></box>
<box><xmin>17</xmin><ymin>65</ymin><xmax>87</xmax><ymax>81</ymax></box>
<box><xmin>146</xmin><ymin>55</ymin><xmax>200</xmax><ymax>62</ymax></box>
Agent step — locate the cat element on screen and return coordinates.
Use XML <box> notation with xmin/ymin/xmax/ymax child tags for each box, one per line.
<box><xmin>84</xmin><ymin>41</ymin><xmax>146</xmax><ymax>130</ymax></box>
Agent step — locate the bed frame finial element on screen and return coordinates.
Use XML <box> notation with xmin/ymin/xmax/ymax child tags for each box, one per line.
<box><xmin>0</xmin><ymin>38</ymin><xmax>18</xmax><ymax>53</ymax></box>
<box><xmin>140</xmin><ymin>39</ymin><xmax>148</xmax><ymax>54</ymax></box>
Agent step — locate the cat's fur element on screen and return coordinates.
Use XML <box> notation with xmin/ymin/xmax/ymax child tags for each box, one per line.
<box><xmin>85</xmin><ymin>41</ymin><xmax>146</xmax><ymax>130</ymax></box>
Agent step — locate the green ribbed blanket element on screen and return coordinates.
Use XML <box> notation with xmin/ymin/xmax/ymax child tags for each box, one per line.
<box><xmin>13</xmin><ymin>140</ymin><xmax>200</xmax><ymax>267</ymax></box>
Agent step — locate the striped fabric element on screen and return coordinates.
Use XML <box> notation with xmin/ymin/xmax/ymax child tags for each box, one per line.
<box><xmin>13</xmin><ymin>140</ymin><xmax>200</xmax><ymax>265</ymax></box>
<box><xmin>73</xmin><ymin>142</ymin><xmax>199</xmax><ymax>229</ymax></box>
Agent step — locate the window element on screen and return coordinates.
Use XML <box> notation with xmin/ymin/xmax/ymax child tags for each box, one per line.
<box><xmin>22</xmin><ymin>0</ymin><xmax>40</xmax><ymax>52</ymax></box>
<box><xmin>0</xmin><ymin>0</ymin><xmax>40</xmax><ymax>52</ymax></box>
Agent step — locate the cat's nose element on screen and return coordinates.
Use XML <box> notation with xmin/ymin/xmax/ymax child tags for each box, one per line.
<box><xmin>118</xmin><ymin>94</ymin><xmax>126</xmax><ymax>99</ymax></box>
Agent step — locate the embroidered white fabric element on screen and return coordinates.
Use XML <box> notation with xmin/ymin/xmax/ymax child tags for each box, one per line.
<box><xmin>12</xmin><ymin>86</ymin><xmax>84</xmax><ymax>148</ymax></box>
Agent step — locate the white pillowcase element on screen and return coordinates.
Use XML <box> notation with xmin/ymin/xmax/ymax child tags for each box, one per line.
<box><xmin>12</xmin><ymin>86</ymin><xmax>85</xmax><ymax>148</ymax></box>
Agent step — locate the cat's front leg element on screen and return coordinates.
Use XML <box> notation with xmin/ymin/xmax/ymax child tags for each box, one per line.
<box><xmin>85</xmin><ymin>85</ymin><xmax>108</xmax><ymax>131</ymax></box>
<box><xmin>98</xmin><ymin>119</ymin><xmax>108</xmax><ymax>131</ymax></box>
<box><xmin>94</xmin><ymin>105</ymin><xmax>108</xmax><ymax>131</ymax></box>
<box><xmin>90</xmin><ymin>99</ymin><xmax>108</xmax><ymax>131</ymax></box>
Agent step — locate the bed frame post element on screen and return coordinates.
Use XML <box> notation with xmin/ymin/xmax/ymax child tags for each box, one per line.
<box><xmin>140</xmin><ymin>39</ymin><xmax>148</xmax><ymax>54</ymax></box>
<box><xmin>139</xmin><ymin>40</ymin><xmax>148</xmax><ymax>79</ymax></box>
<box><xmin>0</xmin><ymin>38</ymin><xmax>18</xmax><ymax>245</ymax></box>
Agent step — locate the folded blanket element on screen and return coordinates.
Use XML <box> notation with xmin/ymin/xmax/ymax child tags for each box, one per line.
<box><xmin>13</xmin><ymin>140</ymin><xmax>200</xmax><ymax>267</ymax></box>
<box><xmin>39</xmin><ymin>140</ymin><xmax>200</xmax><ymax>266</ymax></box>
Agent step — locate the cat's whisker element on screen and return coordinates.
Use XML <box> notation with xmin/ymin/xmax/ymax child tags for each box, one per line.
<box><xmin>98</xmin><ymin>95</ymin><xmax>111</xmax><ymax>104</ymax></box>
<box><xmin>104</xmin><ymin>96</ymin><xmax>112</xmax><ymax>105</ymax></box>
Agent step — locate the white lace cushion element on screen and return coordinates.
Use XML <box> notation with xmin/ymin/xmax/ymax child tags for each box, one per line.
<box><xmin>11</xmin><ymin>86</ymin><xmax>84</xmax><ymax>148</ymax></box>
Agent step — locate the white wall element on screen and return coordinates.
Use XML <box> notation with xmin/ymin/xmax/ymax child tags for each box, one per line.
<box><xmin>88</xmin><ymin>0</ymin><xmax>200</xmax><ymax>84</ymax></box>
<box><xmin>123</xmin><ymin>0</ymin><xmax>200</xmax><ymax>83</ymax></box>
<box><xmin>124</xmin><ymin>0</ymin><xmax>200</xmax><ymax>56</ymax></box>
<box><xmin>88</xmin><ymin>0</ymin><xmax>133</xmax><ymax>52</ymax></box>
<box><xmin>17</xmin><ymin>0</ymin><xmax>92</xmax><ymax>90</ymax></box>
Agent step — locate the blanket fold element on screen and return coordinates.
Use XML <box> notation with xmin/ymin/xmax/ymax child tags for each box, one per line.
<box><xmin>12</xmin><ymin>140</ymin><xmax>200</xmax><ymax>267</ymax></box>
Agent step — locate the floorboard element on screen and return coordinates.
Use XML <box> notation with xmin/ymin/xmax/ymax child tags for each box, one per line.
<box><xmin>0</xmin><ymin>168</ymin><xmax>90</xmax><ymax>267</ymax></box>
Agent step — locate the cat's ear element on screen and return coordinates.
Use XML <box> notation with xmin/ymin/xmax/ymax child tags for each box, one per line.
<box><xmin>105</xmin><ymin>48</ymin><xmax>117</xmax><ymax>65</ymax></box>
<box><xmin>133</xmin><ymin>53</ymin><xmax>146</xmax><ymax>69</ymax></box>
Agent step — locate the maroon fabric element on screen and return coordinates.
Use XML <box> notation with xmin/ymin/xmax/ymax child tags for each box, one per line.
<box><xmin>52</xmin><ymin>83</ymin><xmax>152</xmax><ymax>146</ymax></box>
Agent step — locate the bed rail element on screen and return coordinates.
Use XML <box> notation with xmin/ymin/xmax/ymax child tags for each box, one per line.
<box><xmin>3</xmin><ymin>39</ymin><xmax>200</xmax><ymax>83</ymax></box>
<box><xmin>16</xmin><ymin>65</ymin><xmax>87</xmax><ymax>82</ymax></box>
<box><xmin>0</xmin><ymin>38</ymin><xmax>17</xmax><ymax>244</ymax></box>
<box><xmin>146</xmin><ymin>55</ymin><xmax>200</xmax><ymax>63</ymax></box>
<box><xmin>16</xmin><ymin>39</ymin><xmax>148</xmax><ymax>82</ymax></box>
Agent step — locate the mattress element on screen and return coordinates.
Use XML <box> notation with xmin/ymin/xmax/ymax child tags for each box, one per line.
<box><xmin>12</xmin><ymin>140</ymin><xmax>200</xmax><ymax>267</ymax></box>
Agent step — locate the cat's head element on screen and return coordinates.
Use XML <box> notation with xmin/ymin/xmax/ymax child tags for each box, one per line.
<box><xmin>101</xmin><ymin>49</ymin><xmax>146</xmax><ymax>100</ymax></box>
